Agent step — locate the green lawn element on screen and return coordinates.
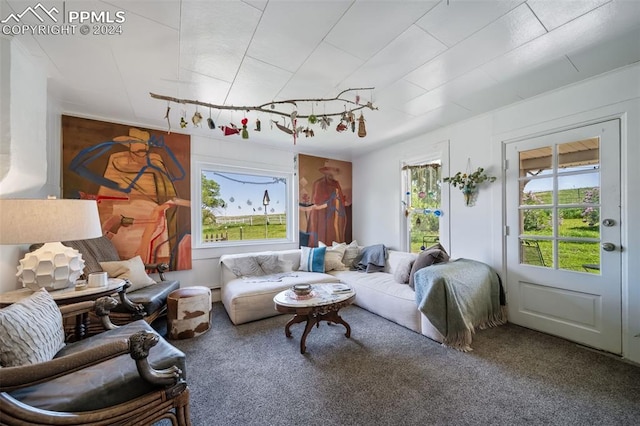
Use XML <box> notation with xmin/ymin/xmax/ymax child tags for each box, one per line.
<box><xmin>203</xmin><ymin>215</ymin><xmax>287</xmax><ymax>242</ymax></box>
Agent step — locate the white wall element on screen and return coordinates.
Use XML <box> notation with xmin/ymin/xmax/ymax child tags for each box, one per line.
<box><xmin>353</xmin><ymin>63</ymin><xmax>640</xmax><ymax>363</ymax></box>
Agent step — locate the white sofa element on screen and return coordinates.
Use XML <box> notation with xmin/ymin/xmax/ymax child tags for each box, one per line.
<box><xmin>219</xmin><ymin>249</ymin><xmax>445</xmax><ymax>344</ymax></box>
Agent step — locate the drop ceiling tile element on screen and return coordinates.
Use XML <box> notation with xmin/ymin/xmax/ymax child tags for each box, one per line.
<box><xmin>455</xmin><ymin>82</ymin><xmax>522</xmax><ymax>113</ymax></box>
<box><xmin>376</xmin><ymin>79</ymin><xmax>426</xmax><ymax>111</ymax></box>
<box><xmin>224</xmin><ymin>56</ymin><xmax>293</xmax><ymax>106</ymax></box>
<box><xmin>567</xmin><ymin>27</ymin><xmax>640</xmax><ymax>77</ymax></box>
<box><xmin>179</xmin><ymin>1</ymin><xmax>261</xmax><ymax>83</ymax></box>
<box><xmin>405</xmin><ymin>3</ymin><xmax>547</xmax><ymax>91</ymax></box>
<box><xmin>324</xmin><ymin>0</ymin><xmax>439</xmax><ymax>61</ymax></box>
<box><xmin>340</xmin><ymin>25</ymin><xmax>447</xmax><ymax>92</ymax></box>
<box><xmin>415</xmin><ymin>0</ymin><xmax>524</xmax><ymax>47</ymax></box>
<box><xmin>247</xmin><ymin>1</ymin><xmax>351</xmax><ymax>72</ymax></box>
<box><xmin>278</xmin><ymin>42</ymin><xmax>363</xmax><ymax>100</ymax></box>
<box><xmin>401</xmin><ymin>68</ymin><xmax>498</xmax><ymax>116</ymax></box>
<box><xmin>176</xmin><ymin>69</ymin><xmax>232</xmax><ymax>103</ymax></box>
<box><xmin>527</xmin><ymin>0</ymin><xmax>610</xmax><ymax>31</ymax></box>
<box><xmin>102</xmin><ymin>0</ymin><xmax>181</xmax><ymax>29</ymax></box>
<box><xmin>480</xmin><ymin>0</ymin><xmax>640</xmax><ymax>82</ymax></box>
<box><xmin>493</xmin><ymin>56</ymin><xmax>579</xmax><ymax>99</ymax></box>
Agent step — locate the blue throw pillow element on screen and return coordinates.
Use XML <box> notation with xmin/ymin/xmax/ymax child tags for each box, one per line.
<box><xmin>300</xmin><ymin>246</ymin><xmax>326</xmax><ymax>273</ymax></box>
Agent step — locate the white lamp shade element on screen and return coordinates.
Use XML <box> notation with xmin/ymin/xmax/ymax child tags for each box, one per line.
<box><xmin>0</xmin><ymin>199</ymin><xmax>102</xmax><ymax>244</ymax></box>
<box><xmin>0</xmin><ymin>199</ymin><xmax>103</xmax><ymax>291</ymax></box>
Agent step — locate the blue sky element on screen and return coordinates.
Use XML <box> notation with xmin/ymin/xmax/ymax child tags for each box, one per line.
<box><xmin>524</xmin><ymin>166</ymin><xmax>599</xmax><ymax>192</ymax></box>
<box><xmin>203</xmin><ymin>170</ymin><xmax>286</xmax><ymax>216</ymax></box>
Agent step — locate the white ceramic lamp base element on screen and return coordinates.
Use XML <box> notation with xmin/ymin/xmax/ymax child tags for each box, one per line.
<box><xmin>17</xmin><ymin>242</ymin><xmax>86</xmax><ymax>291</ymax></box>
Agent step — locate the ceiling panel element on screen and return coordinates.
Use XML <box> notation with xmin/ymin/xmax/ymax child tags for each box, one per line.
<box><xmin>246</xmin><ymin>1</ymin><xmax>351</xmax><ymax>72</ymax></box>
<box><xmin>375</xmin><ymin>79</ymin><xmax>426</xmax><ymax>112</ymax></box>
<box><xmin>405</xmin><ymin>3</ymin><xmax>547</xmax><ymax>91</ymax></box>
<box><xmin>179</xmin><ymin>1</ymin><xmax>262</xmax><ymax>83</ymax></box>
<box><xmin>103</xmin><ymin>0</ymin><xmax>181</xmax><ymax>29</ymax></box>
<box><xmin>224</xmin><ymin>57</ymin><xmax>293</xmax><ymax>106</ymax></box>
<box><xmin>527</xmin><ymin>0</ymin><xmax>610</xmax><ymax>31</ymax></box>
<box><xmin>324</xmin><ymin>0</ymin><xmax>439</xmax><ymax>61</ymax></box>
<box><xmin>339</xmin><ymin>25</ymin><xmax>447</xmax><ymax>92</ymax></box>
<box><xmin>415</xmin><ymin>0</ymin><xmax>524</xmax><ymax>47</ymax></box>
<box><xmin>277</xmin><ymin>42</ymin><xmax>364</xmax><ymax>101</ymax></box>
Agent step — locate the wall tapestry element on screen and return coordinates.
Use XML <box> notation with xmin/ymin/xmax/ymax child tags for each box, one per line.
<box><xmin>62</xmin><ymin>115</ymin><xmax>191</xmax><ymax>270</ymax></box>
<box><xmin>298</xmin><ymin>154</ymin><xmax>352</xmax><ymax>247</ymax></box>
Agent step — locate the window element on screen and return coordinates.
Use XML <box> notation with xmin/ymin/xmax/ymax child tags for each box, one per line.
<box><xmin>197</xmin><ymin>164</ymin><xmax>294</xmax><ymax>247</ymax></box>
<box><xmin>402</xmin><ymin>162</ymin><xmax>442</xmax><ymax>253</ymax></box>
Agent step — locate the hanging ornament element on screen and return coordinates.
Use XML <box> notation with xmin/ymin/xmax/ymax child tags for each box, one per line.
<box><xmin>207</xmin><ymin>107</ymin><xmax>215</xmax><ymax>129</ymax></box>
<box><xmin>415</xmin><ymin>217</ymin><xmax>422</xmax><ymax>226</ymax></box>
<box><xmin>180</xmin><ymin>109</ymin><xmax>187</xmax><ymax>128</ymax></box>
<box><xmin>308</xmin><ymin>104</ymin><xmax>317</xmax><ymax>124</ymax></box>
<box><xmin>164</xmin><ymin>104</ymin><xmax>171</xmax><ymax>133</ymax></box>
<box><xmin>255</xmin><ymin>118</ymin><xmax>261</xmax><ymax>131</ymax></box>
<box><xmin>418</xmin><ymin>191</ymin><xmax>426</xmax><ymax>199</ymax></box>
<box><xmin>320</xmin><ymin>115</ymin><xmax>332</xmax><ymax>130</ymax></box>
<box><xmin>302</xmin><ymin>127</ymin><xmax>314</xmax><ymax>137</ymax></box>
<box><xmin>358</xmin><ymin>112</ymin><xmax>367</xmax><ymax>138</ymax></box>
<box><xmin>336</xmin><ymin>121</ymin><xmax>348</xmax><ymax>132</ymax></box>
<box><xmin>192</xmin><ymin>109</ymin><xmax>203</xmax><ymax>127</ymax></box>
<box><xmin>241</xmin><ymin>117</ymin><xmax>249</xmax><ymax>139</ymax></box>
<box><xmin>220</xmin><ymin>123</ymin><xmax>240</xmax><ymax>136</ymax></box>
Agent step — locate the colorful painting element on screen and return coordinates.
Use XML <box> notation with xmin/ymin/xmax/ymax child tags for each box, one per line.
<box><xmin>298</xmin><ymin>154</ymin><xmax>352</xmax><ymax>247</ymax></box>
<box><xmin>62</xmin><ymin>115</ymin><xmax>191</xmax><ymax>270</ymax></box>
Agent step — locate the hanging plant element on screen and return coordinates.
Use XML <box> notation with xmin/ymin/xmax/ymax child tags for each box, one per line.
<box><xmin>443</xmin><ymin>166</ymin><xmax>496</xmax><ymax>206</ymax></box>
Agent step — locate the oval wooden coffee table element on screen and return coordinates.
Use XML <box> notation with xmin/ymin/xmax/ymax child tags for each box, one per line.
<box><xmin>273</xmin><ymin>284</ymin><xmax>355</xmax><ymax>354</ymax></box>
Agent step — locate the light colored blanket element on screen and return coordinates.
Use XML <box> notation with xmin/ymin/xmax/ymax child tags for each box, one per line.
<box><xmin>414</xmin><ymin>258</ymin><xmax>507</xmax><ymax>351</ymax></box>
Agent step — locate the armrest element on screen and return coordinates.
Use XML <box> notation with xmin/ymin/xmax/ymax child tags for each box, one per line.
<box><xmin>117</xmin><ymin>280</ymin><xmax>147</xmax><ymax>319</ymax></box>
<box><xmin>0</xmin><ymin>339</ymin><xmax>130</xmax><ymax>391</ymax></box>
<box><xmin>145</xmin><ymin>262</ymin><xmax>169</xmax><ymax>281</ymax></box>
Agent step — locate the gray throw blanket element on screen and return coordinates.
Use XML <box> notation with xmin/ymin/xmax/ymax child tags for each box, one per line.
<box><xmin>353</xmin><ymin>244</ymin><xmax>388</xmax><ymax>273</ymax></box>
<box><xmin>414</xmin><ymin>258</ymin><xmax>506</xmax><ymax>351</ymax></box>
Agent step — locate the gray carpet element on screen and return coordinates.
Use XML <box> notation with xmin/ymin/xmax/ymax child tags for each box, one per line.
<box><xmin>164</xmin><ymin>302</ymin><xmax>640</xmax><ymax>426</ymax></box>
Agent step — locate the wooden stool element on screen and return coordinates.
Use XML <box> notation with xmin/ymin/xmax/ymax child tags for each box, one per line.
<box><xmin>167</xmin><ymin>286</ymin><xmax>212</xmax><ymax>339</ymax></box>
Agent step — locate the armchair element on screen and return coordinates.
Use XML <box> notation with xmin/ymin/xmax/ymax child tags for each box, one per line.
<box><xmin>62</xmin><ymin>236</ymin><xmax>181</xmax><ymax>326</ymax></box>
<box><xmin>0</xmin><ymin>290</ymin><xmax>191</xmax><ymax>425</ymax></box>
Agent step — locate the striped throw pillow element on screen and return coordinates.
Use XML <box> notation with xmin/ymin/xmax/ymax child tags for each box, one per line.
<box><xmin>299</xmin><ymin>246</ymin><xmax>326</xmax><ymax>273</ymax></box>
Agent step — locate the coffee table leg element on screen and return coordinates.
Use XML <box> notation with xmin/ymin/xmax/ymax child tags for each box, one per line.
<box><xmin>325</xmin><ymin>311</ymin><xmax>351</xmax><ymax>338</ymax></box>
<box><xmin>299</xmin><ymin>315</ymin><xmax>317</xmax><ymax>354</ymax></box>
<box><xmin>284</xmin><ymin>314</ymin><xmax>307</xmax><ymax>338</ymax></box>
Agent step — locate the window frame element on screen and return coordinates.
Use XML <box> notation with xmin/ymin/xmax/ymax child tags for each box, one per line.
<box><xmin>194</xmin><ymin>162</ymin><xmax>296</xmax><ymax>249</ymax></box>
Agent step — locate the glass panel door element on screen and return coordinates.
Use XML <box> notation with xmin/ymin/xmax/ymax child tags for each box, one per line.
<box><xmin>518</xmin><ymin>137</ymin><xmax>600</xmax><ymax>273</ymax></box>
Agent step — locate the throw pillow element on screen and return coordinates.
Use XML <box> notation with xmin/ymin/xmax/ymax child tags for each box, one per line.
<box><xmin>393</xmin><ymin>257</ymin><xmax>415</xmax><ymax>284</ymax></box>
<box><xmin>299</xmin><ymin>246</ymin><xmax>326</xmax><ymax>273</ymax></box>
<box><xmin>99</xmin><ymin>255</ymin><xmax>156</xmax><ymax>292</ymax></box>
<box><xmin>338</xmin><ymin>240</ymin><xmax>359</xmax><ymax>269</ymax></box>
<box><xmin>256</xmin><ymin>254</ymin><xmax>283</xmax><ymax>275</ymax></box>
<box><xmin>227</xmin><ymin>256</ymin><xmax>265</xmax><ymax>278</ymax></box>
<box><xmin>0</xmin><ymin>289</ymin><xmax>65</xmax><ymax>367</ymax></box>
<box><xmin>320</xmin><ymin>242</ymin><xmax>347</xmax><ymax>271</ymax></box>
<box><xmin>408</xmin><ymin>248</ymin><xmax>450</xmax><ymax>289</ymax></box>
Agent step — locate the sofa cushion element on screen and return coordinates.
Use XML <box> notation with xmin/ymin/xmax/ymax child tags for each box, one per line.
<box><xmin>64</xmin><ymin>236</ymin><xmax>120</xmax><ymax>275</ymax></box>
<box><xmin>9</xmin><ymin>320</ymin><xmax>186</xmax><ymax>412</ymax></box>
<box><xmin>320</xmin><ymin>242</ymin><xmax>347</xmax><ymax>271</ymax></box>
<box><xmin>0</xmin><ymin>289</ymin><xmax>65</xmax><ymax>367</ymax></box>
<box><xmin>408</xmin><ymin>248</ymin><xmax>450</xmax><ymax>289</ymax></box>
<box><xmin>339</xmin><ymin>240</ymin><xmax>360</xmax><ymax>269</ymax></box>
<box><xmin>99</xmin><ymin>255</ymin><xmax>157</xmax><ymax>292</ymax></box>
<box><xmin>299</xmin><ymin>246</ymin><xmax>326</xmax><ymax>273</ymax></box>
<box><xmin>393</xmin><ymin>256</ymin><xmax>415</xmax><ymax>284</ymax></box>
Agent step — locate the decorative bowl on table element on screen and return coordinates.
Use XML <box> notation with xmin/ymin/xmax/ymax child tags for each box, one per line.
<box><xmin>292</xmin><ymin>284</ymin><xmax>312</xmax><ymax>297</ymax></box>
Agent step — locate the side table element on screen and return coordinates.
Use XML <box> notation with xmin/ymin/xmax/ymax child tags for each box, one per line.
<box><xmin>0</xmin><ymin>279</ymin><xmax>126</xmax><ymax>340</ymax></box>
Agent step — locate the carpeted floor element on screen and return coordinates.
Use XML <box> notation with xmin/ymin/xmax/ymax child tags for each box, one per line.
<box><xmin>162</xmin><ymin>302</ymin><xmax>640</xmax><ymax>426</ymax></box>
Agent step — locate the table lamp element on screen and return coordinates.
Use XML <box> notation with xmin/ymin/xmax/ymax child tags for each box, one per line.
<box><xmin>0</xmin><ymin>198</ymin><xmax>102</xmax><ymax>291</ymax></box>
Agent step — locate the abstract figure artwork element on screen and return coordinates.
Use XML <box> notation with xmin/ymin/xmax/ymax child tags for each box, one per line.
<box><xmin>298</xmin><ymin>154</ymin><xmax>352</xmax><ymax>247</ymax></box>
<box><xmin>62</xmin><ymin>115</ymin><xmax>192</xmax><ymax>270</ymax></box>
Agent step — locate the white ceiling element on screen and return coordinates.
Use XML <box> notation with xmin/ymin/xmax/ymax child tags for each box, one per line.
<box><xmin>4</xmin><ymin>0</ymin><xmax>640</xmax><ymax>157</ymax></box>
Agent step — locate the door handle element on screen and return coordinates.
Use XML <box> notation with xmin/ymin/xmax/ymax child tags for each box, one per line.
<box><xmin>602</xmin><ymin>242</ymin><xmax>616</xmax><ymax>252</ymax></box>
